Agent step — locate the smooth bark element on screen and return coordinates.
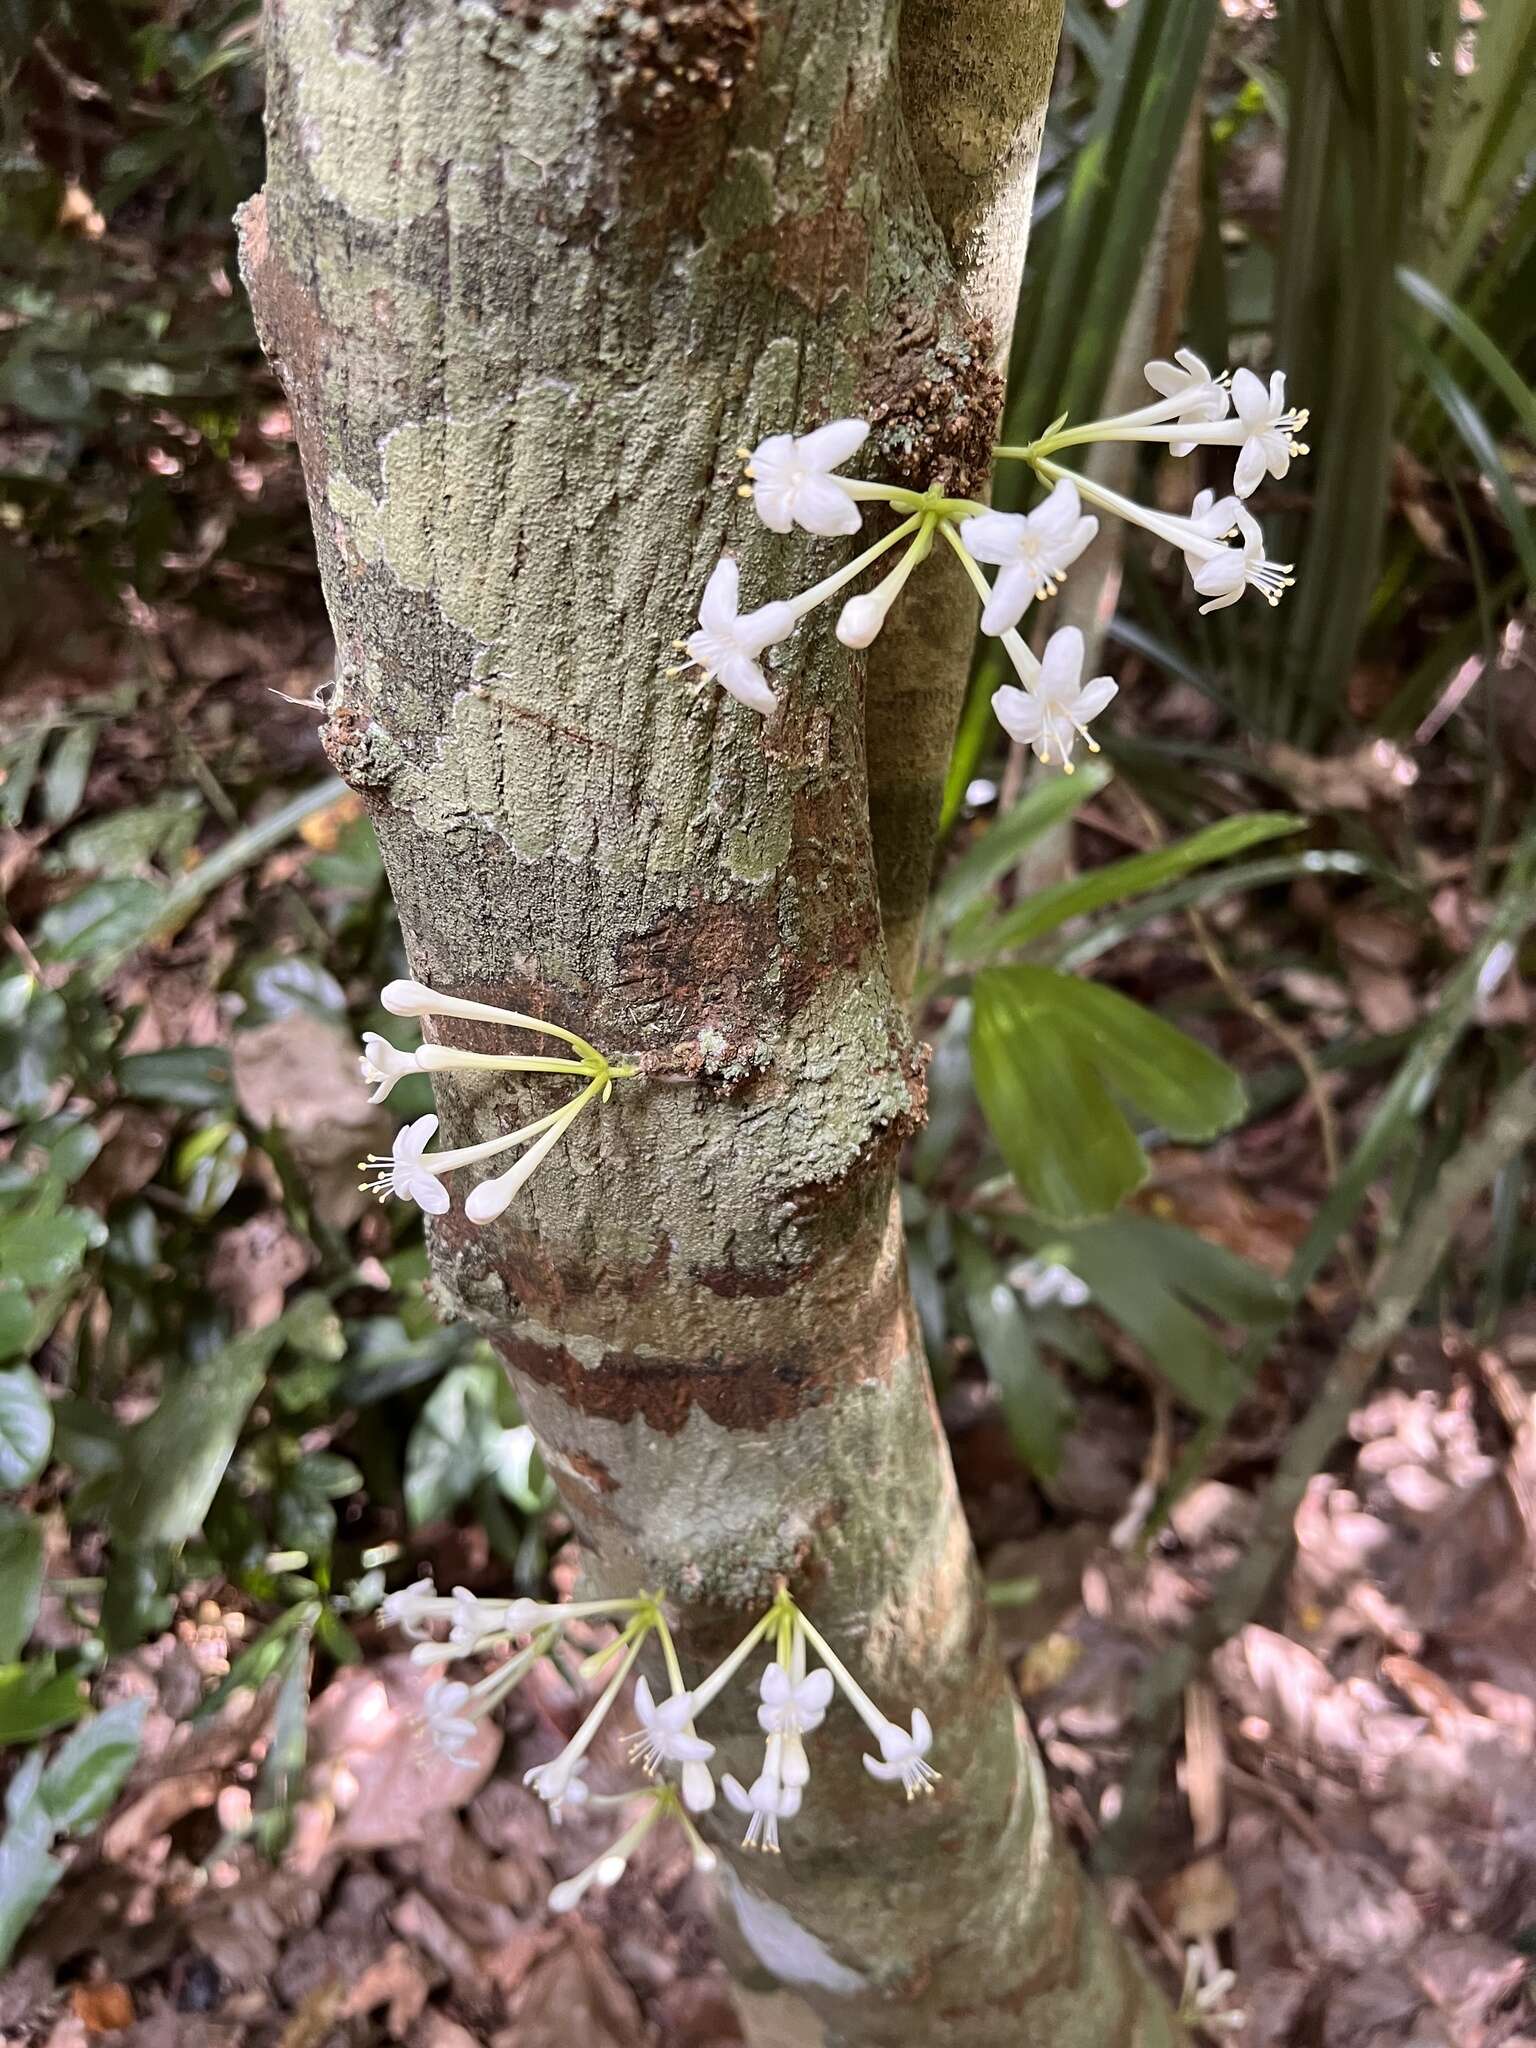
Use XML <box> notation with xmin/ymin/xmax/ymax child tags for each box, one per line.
<box><xmin>243</xmin><ymin>3</ymin><xmax>1179</xmax><ymax>2039</ymax></box>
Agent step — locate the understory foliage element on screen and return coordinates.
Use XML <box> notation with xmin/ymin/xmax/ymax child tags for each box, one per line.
<box><xmin>0</xmin><ymin>0</ymin><xmax>1532</xmax><ymax>1993</ymax></box>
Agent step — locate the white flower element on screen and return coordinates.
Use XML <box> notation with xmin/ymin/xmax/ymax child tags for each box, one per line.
<box><xmin>524</xmin><ymin>1754</ymin><xmax>592</xmax><ymax>1824</ymax></box>
<box><xmin>835</xmin><ymin>592</ymin><xmax>886</xmax><ymax>648</ymax></box>
<box><xmin>1144</xmin><ymin>347</ymin><xmax>1230</xmax><ymax>457</ymax></box>
<box><xmin>861</xmin><ymin>1708</ymin><xmax>938</xmax><ymax>1799</ymax></box>
<box><xmin>361</xmin><ymin>1114</ymin><xmax>449</xmax><ymax>1214</ymax></box>
<box><xmin>1183</xmin><ymin>490</ymin><xmax>1293</xmax><ymax>613</ymax></box>
<box><xmin>958</xmin><ymin>481</ymin><xmax>1099</xmax><ymax>636</ymax></box>
<box><xmin>380</xmin><ymin>1579</ymin><xmax>440</xmax><ymax>1638</ymax></box>
<box><xmin>680</xmin><ymin>1758</ymin><xmax>716</xmax><ymax>1814</ymax></box>
<box><xmin>359</xmin><ymin>1031</ymin><xmax>422</xmax><ymax>1103</ymax></box>
<box><xmin>1230</xmin><ymin>367</ymin><xmax>1304</xmax><ymax>497</ymax></box>
<box><xmin>747</xmin><ymin>419</ymin><xmax>868</xmax><ymax>537</ymax></box>
<box><xmin>422</xmin><ymin>1678</ymin><xmax>478</xmax><ymax>1763</ymax></box>
<box><xmin>380</xmin><ymin>979</ymin><xmax>440</xmax><ymax>1018</ymax></box>
<box><xmin>1012</xmin><ymin>1257</ymin><xmax>1090</xmax><ymax>1310</ymax></box>
<box><xmin>723</xmin><ymin>1769</ymin><xmax>802</xmax><ymax>1852</ymax></box>
<box><xmin>627</xmin><ymin>1676</ymin><xmax>715</xmax><ymax>1776</ymax></box>
<box><xmin>990</xmin><ymin>627</ymin><xmax>1117</xmax><ymax>770</ymax></box>
<box><xmin>548</xmin><ymin>1851</ymin><xmax>626</xmax><ymax>1913</ymax></box>
<box><xmin>1181</xmin><ymin>487</ymin><xmax>1242</xmax><ymax>555</ymax></box>
<box><xmin>681</xmin><ymin>556</ymin><xmax>796</xmax><ymax>716</ymax></box>
<box><xmin>756</xmin><ymin>1663</ymin><xmax>833</xmax><ymax>1737</ymax></box>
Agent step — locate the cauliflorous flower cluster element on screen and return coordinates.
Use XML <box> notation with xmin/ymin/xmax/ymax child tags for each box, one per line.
<box><xmin>358</xmin><ymin>978</ymin><xmax>635</xmax><ymax>1225</ymax></box>
<box><xmin>381</xmin><ymin>1581</ymin><xmax>936</xmax><ymax>1906</ymax></box>
<box><xmin>672</xmin><ymin>349</ymin><xmax>1307</xmax><ymax>768</ymax></box>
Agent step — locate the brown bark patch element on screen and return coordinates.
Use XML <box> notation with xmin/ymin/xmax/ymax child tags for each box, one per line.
<box><xmin>566</xmin><ymin>1448</ymin><xmax>620</xmax><ymax>1494</ymax></box>
<box><xmin>596</xmin><ymin>0</ymin><xmax>759</xmax><ymax>133</ymax></box>
<box><xmin>236</xmin><ymin>193</ymin><xmax>331</xmax><ymax>498</ymax></box>
<box><xmin>859</xmin><ymin>301</ymin><xmax>1004</xmax><ymax>499</ymax></box>
<box><xmin>497</xmin><ymin>1330</ymin><xmax>826</xmax><ymax>1434</ymax></box>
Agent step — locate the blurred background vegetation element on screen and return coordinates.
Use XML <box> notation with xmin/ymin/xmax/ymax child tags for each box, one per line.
<box><xmin>0</xmin><ymin>0</ymin><xmax>1533</xmax><ymax>2007</ymax></box>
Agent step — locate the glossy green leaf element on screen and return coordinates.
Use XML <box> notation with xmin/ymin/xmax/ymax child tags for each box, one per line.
<box><xmin>115</xmin><ymin>1046</ymin><xmax>233</xmax><ymax>1108</ymax></box>
<box><xmin>1397</xmin><ymin>265</ymin><xmax>1536</xmax><ymax>442</ymax></box>
<box><xmin>108</xmin><ymin>1325</ymin><xmax>286</xmax><ymax>1556</ymax></box>
<box><xmin>38</xmin><ymin>1699</ymin><xmax>146</xmax><ymax>1833</ymax></box>
<box><xmin>0</xmin><ymin>1805</ymin><xmax>62</xmax><ymax>1970</ymax></box>
<box><xmin>956</xmin><ymin>1230</ymin><xmax>1074</xmax><ymax>1478</ymax></box>
<box><xmin>1403</xmin><ymin>328</ymin><xmax>1536</xmax><ymax>593</ymax></box>
<box><xmin>34</xmin><ymin>880</ymin><xmax>164</xmax><ymax>962</ymax></box>
<box><xmin>972</xmin><ymin>967</ymin><xmax>1246</xmax><ymax>1224</ymax></box>
<box><xmin>930</xmin><ymin>761</ymin><xmax>1111</xmax><ymax>933</ymax></box>
<box><xmin>404</xmin><ymin>1360</ymin><xmax>523</xmax><ymax>1528</ymax></box>
<box><xmin>0</xmin><ymin>1368</ymin><xmax>52</xmax><ymax>1491</ymax></box>
<box><xmin>952</xmin><ymin>813</ymin><xmax>1303</xmax><ymax>962</ymax></box>
<box><xmin>0</xmin><ymin>1660</ymin><xmax>86</xmax><ymax>1745</ymax></box>
<box><xmin>0</xmin><ymin>1512</ymin><xmax>43</xmax><ymax>1664</ymax></box>
<box><xmin>971</xmin><ymin>972</ymin><xmax>1148</xmax><ymax>1222</ymax></box>
<box><xmin>1026</xmin><ymin>973</ymin><xmax>1246</xmax><ymax>1140</ymax></box>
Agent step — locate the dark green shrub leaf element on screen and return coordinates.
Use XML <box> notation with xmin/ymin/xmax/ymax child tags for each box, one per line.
<box><xmin>0</xmin><ymin>1367</ymin><xmax>52</xmax><ymax>1490</ymax></box>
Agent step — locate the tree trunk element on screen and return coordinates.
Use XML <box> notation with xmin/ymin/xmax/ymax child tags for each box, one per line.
<box><xmin>241</xmin><ymin>4</ymin><xmax>1180</xmax><ymax>2040</ymax></box>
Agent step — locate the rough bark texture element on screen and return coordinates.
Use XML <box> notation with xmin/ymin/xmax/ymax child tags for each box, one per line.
<box><xmin>243</xmin><ymin>4</ymin><xmax>1179</xmax><ymax>2041</ymax></box>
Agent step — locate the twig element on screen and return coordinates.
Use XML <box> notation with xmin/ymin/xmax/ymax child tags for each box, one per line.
<box><xmin>1096</xmin><ymin>1057</ymin><xmax>1536</xmax><ymax>1873</ymax></box>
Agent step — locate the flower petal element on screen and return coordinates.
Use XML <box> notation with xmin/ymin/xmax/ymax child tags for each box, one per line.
<box><xmin>399</xmin><ymin>1113</ymin><xmax>439</xmax><ymax>1156</ymax></box>
<box><xmin>957</xmin><ymin>510</ymin><xmax>1023</xmax><ymax>566</ymax></box>
<box><xmin>990</xmin><ymin>684</ymin><xmax>1042</xmax><ymax>748</ymax></box>
<box><xmin>792</xmin><ymin>473</ymin><xmax>862</xmax><ymax>537</ymax></box>
<box><xmin>408</xmin><ymin>1170</ymin><xmax>451</xmax><ymax>1216</ymax></box>
<box><xmin>760</xmin><ymin>1664</ymin><xmax>791</xmax><ymax>1706</ymax></box>
<box><xmin>1037</xmin><ymin>625</ymin><xmax>1085</xmax><ymax>701</ymax></box>
<box><xmin>633</xmin><ymin>1674</ymin><xmax>656</xmax><ymax>1724</ymax></box>
<box><xmin>722</xmin><ymin>1773</ymin><xmax>754</xmax><ymax>1815</ymax></box>
<box><xmin>1232</xmin><ymin>436</ymin><xmax>1268</xmax><ymax>499</ymax></box>
<box><xmin>799</xmin><ymin>1669</ymin><xmax>834</xmax><ymax>1714</ymax></box>
<box><xmin>796</xmin><ymin>417</ymin><xmax>869</xmax><ymax>470</ymax></box>
<box><xmin>717</xmin><ymin>651</ymin><xmax>777</xmax><ymax>716</ymax></box>
<box><xmin>1073</xmin><ymin>676</ymin><xmax>1119</xmax><ymax>724</ymax></box>
<box><xmin>980</xmin><ymin>560</ymin><xmax>1035</xmax><ymax>637</ymax></box>
<box><xmin>1031</xmin><ymin>476</ymin><xmax>1082</xmax><ymax>543</ymax></box>
<box><xmin>862</xmin><ymin>1752</ymin><xmax>904</xmax><ymax>1782</ymax></box>
<box><xmin>752</xmin><ymin>482</ymin><xmax>797</xmax><ymax>533</ymax></box>
<box><xmin>735</xmin><ymin>598</ymin><xmax>798</xmax><ymax>657</ymax></box>
<box><xmin>1230</xmin><ymin>366</ymin><xmax>1270</xmax><ymax>424</ymax></box>
<box><xmin>698</xmin><ymin>556</ymin><xmax>740</xmax><ymax>633</ymax></box>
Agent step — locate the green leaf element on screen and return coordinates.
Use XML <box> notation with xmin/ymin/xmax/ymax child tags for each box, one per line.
<box><xmin>998</xmin><ymin>1215</ymin><xmax>1253</xmax><ymax>1418</ymax></box>
<box><xmin>404</xmin><ymin>1361</ymin><xmax>521</xmax><ymax>1528</ymax></box>
<box><xmin>0</xmin><ymin>1512</ymin><xmax>44</xmax><ymax>1663</ymax></box>
<box><xmin>0</xmin><ymin>1660</ymin><xmax>87</xmax><ymax>1745</ymax></box>
<box><xmin>114</xmin><ymin>1046</ymin><xmax>232</xmax><ymax>1108</ymax></box>
<box><xmin>41</xmin><ymin>724</ymin><xmax>96</xmax><ymax>827</ymax></box>
<box><xmin>930</xmin><ymin>762</ymin><xmax>1111</xmax><ymax>934</ymax></box>
<box><xmin>972</xmin><ymin>973</ymin><xmax>1148</xmax><ymax>1223</ymax></box>
<box><xmin>108</xmin><ymin>1325</ymin><xmax>286</xmax><ymax>1556</ymax></box>
<box><xmin>1397</xmin><ymin>265</ymin><xmax>1536</xmax><ymax>443</ymax></box>
<box><xmin>0</xmin><ymin>1291</ymin><xmax>33</xmax><ymax>1365</ymax></box>
<box><xmin>0</xmin><ymin>977</ymin><xmax>68</xmax><ymax>1122</ymax></box>
<box><xmin>38</xmin><ymin>1700</ymin><xmax>146</xmax><ymax>1834</ymax></box>
<box><xmin>956</xmin><ymin>1231</ymin><xmax>1074</xmax><ymax>1479</ymax></box>
<box><xmin>971</xmin><ymin>968</ymin><xmax>1246</xmax><ymax>1224</ymax></box>
<box><xmin>953</xmin><ymin>813</ymin><xmax>1304</xmax><ymax>962</ymax></box>
<box><xmin>0</xmin><ymin>1807</ymin><xmax>63</xmax><ymax>1970</ymax></box>
<box><xmin>0</xmin><ymin>1209</ymin><xmax>104</xmax><ymax>1291</ymax></box>
<box><xmin>1026</xmin><ymin>973</ymin><xmax>1246</xmax><ymax>1141</ymax></box>
<box><xmin>34</xmin><ymin>880</ymin><xmax>165</xmax><ymax>962</ymax></box>
<box><xmin>1402</xmin><ymin>327</ymin><xmax>1536</xmax><ymax>594</ymax></box>
<box><xmin>0</xmin><ymin>1368</ymin><xmax>52</xmax><ymax>1490</ymax></box>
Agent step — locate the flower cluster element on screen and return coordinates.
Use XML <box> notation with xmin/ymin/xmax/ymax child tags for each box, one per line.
<box><xmin>357</xmin><ymin>979</ymin><xmax>635</xmax><ymax>1225</ymax></box>
<box><xmin>382</xmin><ymin>1580</ymin><xmax>936</xmax><ymax>1908</ymax></box>
<box><xmin>674</xmin><ymin>349</ymin><xmax>1307</xmax><ymax>768</ymax></box>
